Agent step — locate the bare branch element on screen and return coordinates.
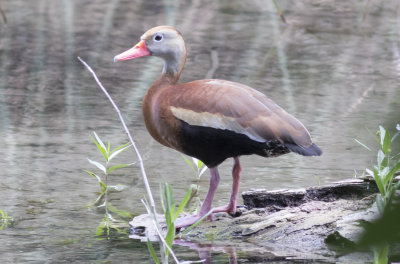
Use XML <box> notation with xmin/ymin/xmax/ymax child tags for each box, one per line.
<box><xmin>77</xmin><ymin>57</ymin><xmax>180</xmax><ymax>264</ymax></box>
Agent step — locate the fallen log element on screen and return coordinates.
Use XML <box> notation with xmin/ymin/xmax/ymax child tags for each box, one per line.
<box><xmin>130</xmin><ymin>178</ymin><xmax>382</xmax><ymax>262</ymax></box>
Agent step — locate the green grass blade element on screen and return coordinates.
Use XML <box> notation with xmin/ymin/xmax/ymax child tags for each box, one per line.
<box><xmin>108</xmin><ymin>144</ymin><xmax>131</xmax><ymax>162</ymax></box>
<box><xmin>366</xmin><ymin>168</ymin><xmax>373</xmax><ymax>177</ymax></box>
<box><xmin>173</xmin><ymin>186</ymin><xmax>194</xmax><ymax>221</ymax></box>
<box><xmin>373</xmin><ymin>167</ymin><xmax>385</xmax><ymax>196</ymax></box>
<box><xmin>385</xmin><ymin>161</ymin><xmax>400</xmax><ymax>186</ymax></box>
<box><xmin>380</xmin><ymin>126</ymin><xmax>391</xmax><ymax>155</ymax></box>
<box><xmin>108</xmin><ymin>184</ymin><xmax>127</xmax><ymax>192</ymax></box>
<box><xmin>99</xmin><ymin>182</ymin><xmax>107</xmax><ymax>192</ymax></box>
<box><xmin>197</xmin><ymin>159</ymin><xmax>204</xmax><ymax>170</ymax></box>
<box><xmin>96</xmin><ymin>218</ymin><xmax>107</xmax><ymax>236</ymax></box>
<box><xmin>84</xmin><ymin>170</ymin><xmax>106</xmax><ymax>192</ymax></box>
<box><xmin>377</xmin><ymin>150</ymin><xmax>385</xmax><ymax>169</ymax></box>
<box><xmin>373</xmin><ymin>243</ymin><xmax>389</xmax><ymax>264</ymax></box>
<box><xmin>165</xmin><ymin>183</ymin><xmax>175</xmax><ymax>218</ymax></box>
<box><xmin>164</xmin><ymin>186</ymin><xmax>173</xmax><ymax>226</ymax></box>
<box><xmin>182</xmin><ymin>155</ymin><xmax>197</xmax><ymax>175</ymax></box>
<box><xmin>87</xmin><ymin>193</ymin><xmax>104</xmax><ymax>207</ymax></box>
<box><xmin>199</xmin><ymin>166</ymin><xmax>208</xmax><ymax>178</ymax></box>
<box><xmin>159</xmin><ymin>184</ymin><xmax>166</xmax><ymax>213</ymax></box>
<box><xmin>107</xmin><ymin>203</ymin><xmax>132</xmax><ymax>219</ymax></box>
<box><xmin>376</xmin><ymin>194</ymin><xmax>385</xmax><ymax>215</ymax></box>
<box><xmin>378</xmin><ymin>126</ymin><xmax>390</xmax><ymax>154</ymax></box>
<box><xmin>110</xmin><ymin>142</ymin><xmax>131</xmax><ymax>155</ymax></box>
<box><xmin>192</xmin><ymin>157</ymin><xmax>201</xmax><ymax>169</ymax></box>
<box><xmin>93</xmin><ymin>131</ymin><xmax>107</xmax><ymax>153</ymax></box>
<box><xmin>381</xmin><ymin>167</ymin><xmax>390</xmax><ymax>186</ymax></box>
<box><xmin>354</xmin><ymin>138</ymin><xmax>372</xmax><ymax>151</ymax></box>
<box><xmin>84</xmin><ymin>170</ymin><xmax>104</xmax><ymax>184</ymax></box>
<box><xmin>88</xmin><ymin>159</ymin><xmax>107</xmax><ymax>174</ymax></box>
<box><xmin>90</xmin><ymin>134</ymin><xmax>108</xmax><ymax>162</ymax></box>
<box><xmin>107</xmin><ymin>163</ymin><xmax>133</xmax><ymax>174</ymax></box>
<box><xmin>165</xmin><ymin>224</ymin><xmax>175</xmax><ymax>255</ymax></box>
<box><xmin>146</xmin><ymin>239</ymin><xmax>160</xmax><ymax>264</ymax></box>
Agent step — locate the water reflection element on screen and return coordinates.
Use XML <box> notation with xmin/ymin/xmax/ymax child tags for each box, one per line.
<box><xmin>175</xmin><ymin>240</ymin><xmax>238</xmax><ymax>264</ymax></box>
<box><xmin>0</xmin><ymin>0</ymin><xmax>399</xmax><ymax>263</ymax></box>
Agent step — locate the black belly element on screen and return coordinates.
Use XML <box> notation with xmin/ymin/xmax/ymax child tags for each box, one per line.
<box><xmin>178</xmin><ymin>120</ymin><xmax>290</xmax><ymax>168</ymax></box>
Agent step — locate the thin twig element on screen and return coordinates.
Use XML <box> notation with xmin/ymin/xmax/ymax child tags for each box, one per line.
<box><xmin>141</xmin><ymin>199</ymin><xmax>179</xmax><ymax>263</ymax></box>
<box><xmin>77</xmin><ymin>57</ymin><xmax>179</xmax><ymax>264</ymax></box>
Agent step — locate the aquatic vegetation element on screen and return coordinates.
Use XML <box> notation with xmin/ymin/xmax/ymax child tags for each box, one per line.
<box><xmin>0</xmin><ymin>209</ymin><xmax>12</xmax><ymax>231</ymax></box>
<box><xmin>80</xmin><ymin>58</ymin><xmax>202</xmax><ymax>263</ymax></box>
<box><xmin>85</xmin><ymin>132</ymin><xmax>133</xmax><ymax>238</ymax></box>
<box><xmin>272</xmin><ymin>0</ymin><xmax>286</xmax><ymax>24</ymax></box>
<box><xmin>144</xmin><ymin>183</ymin><xmax>194</xmax><ymax>264</ymax></box>
<box><xmin>359</xmin><ymin>126</ymin><xmax>400</xmax><ymax>215</ymax></box>
<box><xmin>356</xmin><ymin>125</ymin><xmax>400</xmax><ymax>264</ymax></box>
<box><xmin>182</xmin><ymin>156</ymin><xmax>208</xmax><ymax>212</ymax></box>
<box><xmin>146</xmin><ymin>156</ymin><xmax>209</xmax><ymax>264</ymax></box>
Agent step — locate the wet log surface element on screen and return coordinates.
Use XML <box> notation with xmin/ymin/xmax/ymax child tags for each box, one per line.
<box><xmin>130</xmin><ymin>178</ymin><xmax>381</xmax><ymax>262</ymax></box>
<box><xmin>242</xmin><ymin>177</ymin><xmax>378</xmax><ymax>208</ymax></box>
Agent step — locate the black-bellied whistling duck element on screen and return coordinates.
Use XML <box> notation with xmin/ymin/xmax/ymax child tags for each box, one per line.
<box><xmin>114</xmin><ymin>26</ymin><xmax>322</xmax><ymax>229</ymax></box>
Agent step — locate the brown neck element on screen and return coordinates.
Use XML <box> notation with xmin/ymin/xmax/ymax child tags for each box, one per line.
<box><xmin>155</xmin><ymin>73</ymin><xmax>179</xmax><ymax>87</ymax></box>
<box><xmin>162</xmin><ymin>71</ymin><xmax>181</xmax><ymax>84</ymax></box>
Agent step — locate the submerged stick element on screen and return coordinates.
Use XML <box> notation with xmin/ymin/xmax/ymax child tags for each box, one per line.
<box><xmin>272</xmin><ymin>0</ymin><xmax>287</xmax><ymax>24</ymax></box>
<box><xmin>77</xmin><ymin>57</ymin><xmax>179</xmax><ymax>264</ymax></box>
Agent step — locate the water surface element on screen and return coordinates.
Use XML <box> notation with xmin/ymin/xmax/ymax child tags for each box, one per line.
<box><xmin>0</xmin><ymin>0</ymin><xmax>399</xmax><ymax>262</ymax></box>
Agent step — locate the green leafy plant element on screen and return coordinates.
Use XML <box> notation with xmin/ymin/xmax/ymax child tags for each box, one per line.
<box><xmin>79</xmin><ymin>57</ymin><xmax>204</xmax><ymax>263</ymax></box>
<box><xmin>0</xmin><ymin>209</ymin><xmax>12</xmax><ymax>231</ymax></box>
<box><xmin>182</xmin><ymin>156</ymin><xmax>208</xmax><ymax>213</ymax></box>
<box><xmin>361</xmin><ymin>126</ymin><xmax>400</xmax><ymax>215</ymax></box>
<box><xmin>144</xmin><ymin>183</ymin><xmax>193</xmax><ymax>264</ymax></box>
<box><xmin>183</xmin><ymin>156</ymin><xmax>208</xmax><ymax>180</ymax></box>
<box><xmin>356</xmin><ymin>125</ymin><xmax>400</xmax><ymax>264</ymax></box>
<box><xmin>85</xmin><ymin>132</ymin><xmax>133</xmax><ymax>238</ymax></box>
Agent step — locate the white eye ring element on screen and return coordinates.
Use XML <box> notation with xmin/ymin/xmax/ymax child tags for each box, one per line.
<box><xmin>153</xmin><ymin>33</ymin><xmax>163</xmax><ymax>42</ymax></box>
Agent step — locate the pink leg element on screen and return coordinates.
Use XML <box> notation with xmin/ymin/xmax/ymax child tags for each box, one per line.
<box><xmin>199</xmin><ymin>167</ymin><xmax>220</xmax><ymax>215</ymax></box>
<box><xmin>212</xmin><ymin>157</ymin><xmax>241</xmax><ymax>215</ymax></box>
<box><xmin>175</xmin><ymin>167</ymin><xmax>220</xmax><ymax>229</ymax></box>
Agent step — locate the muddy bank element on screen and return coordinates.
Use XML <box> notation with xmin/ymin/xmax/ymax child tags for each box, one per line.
<box><xmin>130</xmin><ymin>178</ymin><xmax>380</xmax><ymax>262</ymax></box>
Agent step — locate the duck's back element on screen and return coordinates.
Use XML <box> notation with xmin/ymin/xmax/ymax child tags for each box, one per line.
<box><xmin>143</xmin><ymin>78</ymin><xmax>321</xmax><ymax>167</ymax></box>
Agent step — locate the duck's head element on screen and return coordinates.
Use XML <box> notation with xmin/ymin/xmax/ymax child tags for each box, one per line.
<box><xmin>114</xmin><ymin>26</ymin><xmax>187</xmax><ymax>80</ymax></box>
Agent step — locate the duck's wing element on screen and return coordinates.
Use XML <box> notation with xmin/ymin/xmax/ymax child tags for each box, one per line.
<box><xmin>165</xmin><ymin>79</ymin><xmax>321</xmax><ymax>156</ymax></box>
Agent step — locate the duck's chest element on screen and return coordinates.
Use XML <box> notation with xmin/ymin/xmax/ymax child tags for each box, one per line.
<box><xmin>142</xmin><ymin>89</ymin><xmax>182</xmax><ymax>151</ymax></box>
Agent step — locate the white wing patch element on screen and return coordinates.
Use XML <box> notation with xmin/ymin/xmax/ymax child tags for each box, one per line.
<box><xmin>170</xmin><ymin>106</ymin><xmax>265</xmax><ymax>142</ymax></box>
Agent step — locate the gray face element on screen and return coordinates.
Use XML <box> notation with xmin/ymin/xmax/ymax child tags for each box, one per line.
<box><xmin>141</xmin><ymin>27</ymin><xmax>187</xmax><ymax>75</ymax></box>
<box><xmin>144</xmin><ymin>30</ymin><xmax>184</xmax><ymax>60</ymax></box>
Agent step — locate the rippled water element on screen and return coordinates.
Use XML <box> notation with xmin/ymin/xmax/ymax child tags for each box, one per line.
<box><xmin>0</xmin><ymin>0</ymin><xmax>399</xmax><ymax>262</ymax></box>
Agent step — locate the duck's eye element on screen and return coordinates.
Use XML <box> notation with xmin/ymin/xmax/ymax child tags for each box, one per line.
<box><xmin>153</xmin><ymin>33</ymin><xmax>163</xmax><ymax>42</ymax></box>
